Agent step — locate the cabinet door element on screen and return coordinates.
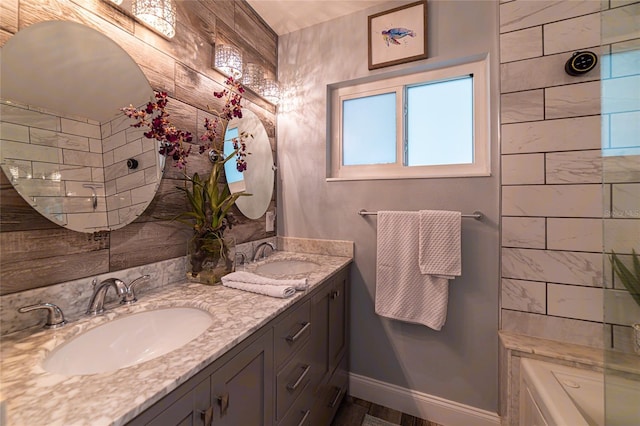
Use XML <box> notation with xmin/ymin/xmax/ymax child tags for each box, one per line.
<box><xmin>210</xmin><ymin>329</ymin><xmax>274</xmax><ymax>426</ymax></box>
<box><xmin>310</xmin><ymin>270</ymin><xmax>348</xmax><ymax>389</ymax></box>
<box><xmin>146</xmin><ymin>378</ymin><xmax>210</xmax><ymax>426</ymax></box>
<box><xmin>328</xmin><ymin>275</ymin><xmax>347</xmax><ymax>375</ymax></box>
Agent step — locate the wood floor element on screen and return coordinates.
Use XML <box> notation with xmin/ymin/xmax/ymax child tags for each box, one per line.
<box><xmin>332</xmin><ymin>396</ymin><xmax>444</xmax><ymax>426</ymax></box>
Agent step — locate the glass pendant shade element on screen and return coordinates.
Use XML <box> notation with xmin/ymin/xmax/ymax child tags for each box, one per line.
<box><xmin>133</xmin><ymin>0</ymin><xmax>176</xmax><ymax>39</ymax></box>
<box><xmin>261</xmin><ymin>78</ymin><xmax>280</xmax><ymax>105</ymax></box>
<box><xmin>242</xmin><ymin>63</ymin><xmax>264</xmax><ymax>91</ymax></box>
<box><xmin>215</xmin><ymin>45</ymin><xmax>243</xmax><ymax>79</ymax></box>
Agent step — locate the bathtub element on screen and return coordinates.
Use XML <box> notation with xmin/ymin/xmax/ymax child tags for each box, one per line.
<box><xmin>519</xmin><ymin>358</ymin><xmax>640</xmax><ymax>426</ymax></box>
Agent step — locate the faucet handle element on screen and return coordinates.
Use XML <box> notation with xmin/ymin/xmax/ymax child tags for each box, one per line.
<box><xmin>18</xmin><ymin>303</ymin><xmax>67</xmax><ymax>329</ymax></box>
<box><xmin>121</xmin><ymin>274</ymin><xmax>150</xmax><ymax>305</ymax></box>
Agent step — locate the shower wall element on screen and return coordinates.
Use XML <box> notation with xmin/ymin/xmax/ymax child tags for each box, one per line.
<box><xmin>500</xmin><ymin>0</ymin><xmax>640</xmax><ymax>350</ymax></box>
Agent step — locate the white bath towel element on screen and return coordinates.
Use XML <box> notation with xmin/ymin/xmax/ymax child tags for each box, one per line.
<box><xmin>418</xmin><ymin>210</ymin><xmax>461</xmax><ymax>279</ymax></box>
<box><xmin>222</xmin><ymin>271</ymin><xmax>309</xmax><ymax>291</ymax></box>
<box><xmin>222</xmin><ymin>281</ymin><xmax>296</xmax><ymax>298</ymax></box>
<box><xmin>375</xmin><ymin>211</ymin><xmax>450</xmax><ymax>331</ymax></box>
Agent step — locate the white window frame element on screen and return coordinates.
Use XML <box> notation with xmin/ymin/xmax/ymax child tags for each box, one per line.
<box><xmin>328</xmin><ymin>57</ymin><xmax>490</xmax><ymax>180</ymax></box>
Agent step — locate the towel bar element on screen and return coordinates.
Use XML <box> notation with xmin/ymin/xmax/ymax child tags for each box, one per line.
<box><xmin>358</xmin><ymin>209</ymin><xmax>483</xmax><ymax>220</ymax></box>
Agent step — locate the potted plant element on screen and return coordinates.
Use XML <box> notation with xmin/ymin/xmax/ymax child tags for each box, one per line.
<box><xmin>122</xmin><ymin>76</ymin><xmax>250</xmax><ymax>284</ymax></box>
<box><xmin>610</xmin><ymin>249</ymin><xmax>640</xmax><ymax>354</ymax></box>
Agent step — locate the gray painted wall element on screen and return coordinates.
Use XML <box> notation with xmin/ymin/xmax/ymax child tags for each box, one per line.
<box><xmin>277</xmin><ymin>1</ymin><xmax>500</xmax><ymax>412</ymax></box>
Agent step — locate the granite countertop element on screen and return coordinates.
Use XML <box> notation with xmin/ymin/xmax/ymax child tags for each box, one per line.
<box><xmin>0</xmin><ymin>251</ymin><xmax>351</xmax><ymax>426</ymax></box>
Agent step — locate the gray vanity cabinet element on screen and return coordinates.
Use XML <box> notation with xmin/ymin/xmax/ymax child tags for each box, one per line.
<box><xmin>309</xmin><ymin>271</ymin><xmax>349</xmax><ymax>425</ymax></box>
<box><xmin>209</xmin><ymin>329</ymin><xmax>274</xmax><ymax>425</ymax></box>
<box><xmin>130</xmin><ymin>328</ymin><xmax>273</xmax><ymax>426</ymax></box>
<box><xmin>129</xmin><ymin>265</ymin><xmax>350</xmax><ymax>426</ymax></box>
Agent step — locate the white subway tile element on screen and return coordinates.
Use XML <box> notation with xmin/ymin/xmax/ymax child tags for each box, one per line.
<box><xmin>603</xmin><ymin>155</ymin><xmax>640</xmax><ymax>183</ymax></box>
<box><xmin>502</xmin><ymin>116</ymin><xmax>601</xmax><ymax>154</ymax></box>
<box><xmin>611</xmin><ymin>39</ymin><xmax>640</xmax><ymax>78</ymax></box>
<box><xmin>501</xmin><ymin>49</ymin><xmax>601</xmax><ymax>93</ymax></box>
<box><xmin>602</xmin><ymin>75</ymin><xmax>640</xmax><ymax>114</ymax></box>
<box><xmin>546</xmin><ymin>150</ymin><xmax>602</xmax><ymax>184</ymax></box>
<box><xmin>545</xmin><ymin>81</ymin><xmax>601</xmax><ymax>119</ymax></box>
<box><xmin>547</xmin><ymin>218</ymin><xmax>602</xmax><ymax>252</ymax></box>
<box><xmin>502</xmin><ymin>153</ymin><xmax>545</xmax><ymax>184</ymax></box>
<box><xmin>500</xmin><ymin>26</ymin><xmax>542</xmax><ymax>62</ymax></box>
<box><xmin>502</xmin><ymin>279</ymin><xmax>546</xmax><ymax>313</ymax></box>
<box><xmin>603</xmin><ymin>218</ymin><xmax>640</xmax><ymax>253</ymax></box>
<box><xmin>548</xmin><ymin>283</ymin><xmax>603</xmax><ymax>322</ymax></box>
<box><xmin>604</xmin><ymin>289</ymin><xmax>640</xmax><ymax>326</ymax></box>
<box><xmin>501</xmin><ymin>90</ymin><xmax>544</xmax><ymax>124</ymax></box>
<box><xmin>0</xmin><ymin>122</ymin><xmax>29</xmax><ymax>142</ymax></box>
<box><xmin>113</xmin><ymin>139</ymin><xmax>143</xmax><ymax>163</ymax></box>
<box><xmin>500</xmin><ymin>309</ymin><xmax>606</xmax><ymax>348</ymax></box>
<box><xmin>543</xmin><ymin>13</ymin><xmax>600</xmax><ymax>55</ymax></box>
<box><xmin>502</xmin><ymin>248</ymin><xmax>603</xmax><ymax>286</ymax></box>
<box><xmin>611</xmin><ymin>183</ymin><xmax>640</xmax><ymax>217</ymax></box>
<box><xmin>502</xmin><ymin>217</ymin><xmax>546</xmax><ymax>249</ymax></box>
<box><xmin>61</xmin><ymin>118</ymin><xmax>101</xmax><ymax>139</ymax></box>
<box><xmin>62</xmin><ymin>149</ymin><xmax>102</xmax><ymax>167</ymax></box>
<box><xmin>500</xmin><ymin>0</ymin><xmax>601</xmax><ymax>34</ymax></box>
<box><xmin>116</xmin><ymin>169</ymin><xmax>146</xmax><ymax>193</ymax></box>
<box><xmin>502</xmin><ymin>184</ymin><xmax>603</xmax><ymax>217</ymax></box>
<box><xmin>1</xmin><ymin>140</ymin><xmax>62</xmax><ymax>163</ymax></box>
<box><xmin>602</xmin><ymin>3</ymin><xmax>640</xmax><ymax>45</ymax></box>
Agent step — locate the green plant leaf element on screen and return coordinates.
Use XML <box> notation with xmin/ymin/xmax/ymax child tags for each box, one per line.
<box><xmin>610</xmin><ymin>251</ymin><xmax>640</xmax><ymax>306</ymax></box>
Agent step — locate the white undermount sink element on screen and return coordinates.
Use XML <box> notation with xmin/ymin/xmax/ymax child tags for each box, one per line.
<box><xmin>43</xmin><ymin>307</ymin><xmax>213</xmax><ymax>376</ymax></box>
<box><xmin>253</xmin><ymin>259</ymin><xmax>320</xmax><ymax>276</ymax></box>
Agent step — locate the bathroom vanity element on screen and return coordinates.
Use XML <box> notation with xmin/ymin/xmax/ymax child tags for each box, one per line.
<box><xmin>0</xmin><ymin>251</ymin><xmax>351</xmax><ymax>426</ymax></box>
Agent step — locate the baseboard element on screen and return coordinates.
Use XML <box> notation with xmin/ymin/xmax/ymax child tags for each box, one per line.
<box><xmin>349</xmin><ymin>373</ymin><xmax>501</xmax><ymax>426</ymax></box>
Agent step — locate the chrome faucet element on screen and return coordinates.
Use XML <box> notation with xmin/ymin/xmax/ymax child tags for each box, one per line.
<box><xmin>18</xmin><ymin>302</ymin><xmax>67</xmax><ymax>329</ymax></box>
<box><xmin>252</xmin><ymin>241</ymin><xmax>275</xmax><ymax>262</ymax></box>
<box><xmin>121</xmin><ymin>274</ymin><xmax>150</xmax><ymax>304</ymax></box>
<box><xmin>86</xmin><ymin>275</ymin><xmax>151</xmax><ymax>315</ymax></box>
<box><xmin>86</xmin><ymin>278</ymin><xmax>128</xmax><ymax>315</ymax></box>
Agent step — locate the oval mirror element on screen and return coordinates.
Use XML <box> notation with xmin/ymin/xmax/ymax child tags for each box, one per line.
<box><xmin>0</xmin><ymin>20</ymin><xmax>158</xmax><ymax>233</ymax></box>
<box><xmin>223</xmin><ymin>109</ymin><xmax>274</xmax><ymax>220</ymax></box>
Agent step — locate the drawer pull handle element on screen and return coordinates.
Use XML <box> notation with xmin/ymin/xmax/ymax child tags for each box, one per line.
<box><xmin>200</xmin><ymin>406</ymin><xmax>213</xmax><ymax>426</ymax></box>
<box><xmin>297</xmin><ymin>409</ymin><xmax>311</xmax><ymax>426</ymax></box>
<box><xmin>329</xmin><ymin>386</ymin><xmax>343</xmax><ymax>408</ymax></box>
<box><xmin>218</xmin><ymin>393</ymin><xmax>229</xmax><ymax>416</ymax></box>
<box><xmin>330</xmin><ymin>290</ymin><xmax>340</xmax><ymax>300</ymax></box>
<box><xmin>286</xmin><ymin>321</ymin><xmax>311</xmax><ymax>343</ymax></box>
<box><xmin>287</xmin><ymin>364</ymin><xmax>311</xmax><ymax>391</ymax></box>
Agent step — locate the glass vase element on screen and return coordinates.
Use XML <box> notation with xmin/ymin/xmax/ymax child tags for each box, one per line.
<box><xmin>186</xmin><ymin>235</ymin><xmax>235</xmax><ymax>285</ymax></box>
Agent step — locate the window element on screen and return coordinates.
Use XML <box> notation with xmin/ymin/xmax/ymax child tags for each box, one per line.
<box><xmin>329</xmin><ymin>57</ymin><xmax>489</xmax><ymax>179</ymax></box>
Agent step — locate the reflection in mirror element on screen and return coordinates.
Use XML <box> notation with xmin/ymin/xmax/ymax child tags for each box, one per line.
<box><xmin>223</xmin><ymin>109</ymin><xmax>274</xmax><ymax>220</ymax></box>
<box><xmin>0</xmin><ymin>20</ymin><xmax>158</xmax><ymax>233</ymax></box>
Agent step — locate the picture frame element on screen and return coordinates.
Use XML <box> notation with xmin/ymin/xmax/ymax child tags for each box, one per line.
<box><xmin>368</xmin><ymin>0</ymin><xmax>428</xmax><ymax>70</ymax></box>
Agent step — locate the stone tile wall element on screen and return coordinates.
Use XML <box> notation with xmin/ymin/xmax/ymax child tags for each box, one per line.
<box><xmin>499</xmin><ymin>0</ymin><xmax>640</xmax><ymax>352</ymax></box>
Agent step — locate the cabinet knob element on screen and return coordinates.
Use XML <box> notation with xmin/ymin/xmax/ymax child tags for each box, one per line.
<box><xmin>200</xmin><ymin>406</ymin><xmax>213</xmax><ymax>426</ymax></box>
<box><xmin>297</xmin><ymin>409</ymin><xmax>311</xmax><ymax>426</ymax></box>
<box><xmin>330</xmin><ymin>290</ymin><xmax>340</xmax><ymax>300</ymax></box>
<box><xmin>329</xmin><ymin>386</ymin><xmax>343</xmax><ymax>408</ymax></box>
<box><xmin>287</xmin><ymin>364</ymin><xmax>311</xmax><ymax>391</ymax></box>
<box><xmin>217</xmin><ymin>393</ymin><xmax>229</xmax><ymax>416</ymax></box>
<box><xmin>286</xmin><ymin>321</ymin><xmax>311</xmax><ymax>343</ymax></box>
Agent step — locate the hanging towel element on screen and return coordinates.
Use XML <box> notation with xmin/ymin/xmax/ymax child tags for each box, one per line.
<box><xmin>222</xmin><ymin>271</ymin><xmax>309</xmax><ymax>291</ymax></box>
<box><xmin>375</xmin><ymin>211</ymin><xmax>450</xmax><ymax>331</ymax></box>
<box><xmin>223</xmin><ymin>281</ymin><xmax>296</xmax><ymax>298</ymax></box>
<box><xmin>418</xmin><ymin>210</ymin><xmax>462</xmax><ymax>279</ymax></box>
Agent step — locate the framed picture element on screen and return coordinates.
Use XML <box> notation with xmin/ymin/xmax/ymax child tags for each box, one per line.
<box><xmin>368</xmin><ymin>0</ymin><xmax>428</xmax><ymax>70</ymax></box>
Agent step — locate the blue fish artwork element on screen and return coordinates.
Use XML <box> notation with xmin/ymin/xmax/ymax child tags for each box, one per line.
<box><xmin>381</xmin><ymin>28</ymin><xmax>416</xmax><ymax>46</ymax></box>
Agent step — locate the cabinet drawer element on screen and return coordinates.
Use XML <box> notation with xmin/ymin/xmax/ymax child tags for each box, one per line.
<box><xmin>276</xmin><ymin>339</ymin><xmax>314</xmax><ymax>421</ymax></box>
<box><xmin>274</xmin><ymin>299</ymin><xmax>311</xmax><ymax>368</ymax></box>
<box><xmin>277</xmin><ymin>388</ymin><xmax>313</xmax><ymax>426</ymax></box>
<box><xmin>311</xmin><ymin>355</ymin><xmax>348</xmax><ymax>426</ymax></box>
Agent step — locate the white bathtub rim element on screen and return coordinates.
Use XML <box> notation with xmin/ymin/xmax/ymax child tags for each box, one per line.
<box><xmin>520</xmin><ymin>358</ymin><xmax>596</xmax><ymax>426</ymax></box>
